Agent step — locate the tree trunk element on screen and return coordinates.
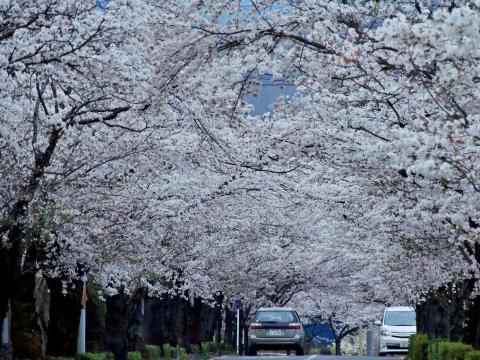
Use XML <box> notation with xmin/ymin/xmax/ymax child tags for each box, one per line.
<box><xmin>127</xmin><ymin>289</ymin><xmax>145</xmax><ymax>352</ymax></box>
<box><xmin>105</xmin><ymin>292</ymin><xmax>129</xmax><ymax>360</ymax></box>
<box><xmin>335</xmin><ymin>337</ymin><xmax>341</xmax><ymax>355</ymax></box>
<box><xmin>224</xmin><ymin>309</ymin><xmax>234</xmax><ymax>349</ymax></box>
<box><xmin>86</xmin><ymin>284</ymin><xmax>106</xmax><ymax>353</ymax></box>
<box><xmin>417</xmin><ymin>283</ymin><xmax>469</xmax><ymax>341</ymax></box>
<box><xmin>214</xmin><ymin>295</ymin><xmax>223</xmax><ymax>345</ymax></box>
<box><xmin>10</xmin><ymin>270</ymin><xmax>46</xmax><ymax>360</ymax></box>
<box><xmin>187</xmin><ymin>297</ymin><xmax>202</xmax><ymax>347</ymax></box>
<box><xmin>0</xmin><ymin>246</ymin><xmax>10</xmax><ymax>329</ymax></box>
<box><xmin>144</xmin><ymin>297</ymin><xmax>165</xmax><ymax>347</ymax></box>
<box><xmin>464</xmin><ymin>293</ymin><xmax>480</xmax><ymax>349</ymax></box>
<box><xmin>174</xmin><ymin>298</ymin><xmax>189</xmax><ymax>350</ymax></box>
<box><xmin>46</xmin><ymin>278</ymin><xmax>81</xmax><ymax>357</ymax></box>
<box><xmin>9</xmin><ymin>239</ymin><xmax>50</xmax><ymax>360</ymax></box>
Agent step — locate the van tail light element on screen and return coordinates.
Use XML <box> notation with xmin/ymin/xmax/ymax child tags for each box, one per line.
<box><xmin>288</xmin><ymin>323</ymin><xmax>302</xmax><ymax>330</ymax></box>
<box><xmin>250</xmin><ymin>323</ymin><xmax>263</xmax><ymax>330</ymax></box>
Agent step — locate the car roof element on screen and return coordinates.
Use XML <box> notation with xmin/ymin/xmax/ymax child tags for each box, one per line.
<box><xmin>257</xmin><ymin>307</ymin><xmax>295</xmax><ymax>312</ymax></box>
<box><xmin>385</xmin><ymin>306</ymin><xmax>414</xmax><ymax>311</ymax></box>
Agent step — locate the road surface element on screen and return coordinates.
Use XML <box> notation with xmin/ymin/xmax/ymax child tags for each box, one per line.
<box><xmin>214</xmin><ymin>354</ymin><xmax>401</xmax><ymax>360</ymax></box>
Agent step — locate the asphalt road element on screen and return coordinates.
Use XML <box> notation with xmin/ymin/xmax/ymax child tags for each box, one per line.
<box><xmin>214</xmin><ymin>354</ymin><xmax>401</xmax><ymax>360</ymax></box>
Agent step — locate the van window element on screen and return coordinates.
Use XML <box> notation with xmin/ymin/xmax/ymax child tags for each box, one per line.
<box><xmin>384</xmin><ymin>311</ymin><xmax>416</xmax><ymax>326</ymax></box>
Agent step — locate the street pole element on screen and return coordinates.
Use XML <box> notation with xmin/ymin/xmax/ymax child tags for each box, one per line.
<box><xmin>77</xmin><ymin>273</ymin><xmax>88</xmax><ymax>354</ymax></box>
<box><xmin>2</xmin><ymin>315</ymin><xmax>8</xmax><ymax>346</ymax></box>
<box><xmin>236</xmin><ymin>308</ymin><xmax>240</xmax><ymax>355</ymax></box>
<box><xmin>367</xmin><ymin>329</ymin><xmax>373</xmax><ymax>356</ymax></box>
<box><xmin>2</xmin><ymin>313</ymin><xmax>8</xmax><ymax>356</ymax></box>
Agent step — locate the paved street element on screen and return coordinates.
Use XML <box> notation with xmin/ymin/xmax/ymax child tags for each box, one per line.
<box><xmin>214</xmin><ymin>355</ymin><xmax>399</xmax><ymax>360</ymax></box>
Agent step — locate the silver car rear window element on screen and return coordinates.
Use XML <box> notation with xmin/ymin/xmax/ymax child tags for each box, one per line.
<box><xmin>255</xmin><ymin>311</ymin><xmax>297</xmax><ymax>323</ymax></box>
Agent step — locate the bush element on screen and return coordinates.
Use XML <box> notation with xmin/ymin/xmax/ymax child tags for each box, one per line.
<box><xmin>201</xmin><ymin>342</ymin><xmax>214</xmax><ymax>354</ymax></box>
<box><xmin>76</xmin><ymin>353</ymin><xmax>114</xmax><ymax>360</ymax></box>
<box><xmin>427</xmin><ymin>341</ymin><xmax>473</xmax><ymax>360</ymax></box>
<box><xmin>465</xmin><ymin>351</ymin><xmax>480</xmax><ymax>360</ymax></box>
<box><xmin>190</xmin><ymin>344</ymin><xmax>201</xmax><ymax>355</ymax></box>
<box><xmin>162</xmin><ymin>344</ymin><xmax>176</xmax><ymax>359</ymax></box>
<box><xmin>177</xmin><ymin>347</ymin><xmax>188</xmax><ymax>360</ymax></box>
<box><xmin>445</xmin><ymin>342</ymin><xmax>473</xmax><ymax>360</ymax></box>
<box><xmin>319</xmin><ymin>347</ymin><xmax>333</xmax><ymax>355</ymax></box>
<box><xmin>127</xmin><ymin>352</ymin><xmax>142</xmax><ymax>360</ymax></box>
<box><xmin>160</xmin><ymin>344</ymin><xmax>188</xmax><ymax>359</ymax></box>
<box><xmin>217</xmin><ymin>343</ymin><xmax>233</xmax><ymax>353</ymax></box>
<box><xmin>145</xmin><ymin>345</ymin><xmax>161</xmax><ymax>360</ymax></box>
<box><xmin>428</xmin><ymin>339</ymin><xmax>446</xmax><ymax>360</ymax></box>
<box><xmin>409</xmin><ymin>334</ymin><xmax>429</xmax><ymax>360</ymax></box>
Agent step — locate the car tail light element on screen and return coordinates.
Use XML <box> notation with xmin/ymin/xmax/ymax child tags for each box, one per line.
<box><xmin>249</xmin><ymin>323</ymin><xmax>263</xmax><ymax>330</ymax></box>
<box><xmin>288</xmin><ymin>323</ymin><xmax>302</xmax><ymax>330</ymax></box>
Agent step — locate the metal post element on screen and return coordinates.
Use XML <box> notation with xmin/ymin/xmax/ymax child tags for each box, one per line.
<box><xmin>367</xmin><ymin>329</ymin><xmax>373</xmax><ymax>356</ymax></box>
<box><xmin>2</xmin><ymin>314</ymin><xmax>8</xmax><ymax>358</ymax></box>
<box><xmin>2</xmin><ymin>315</ymin><xmax>8</xmax><ymax>346</ymax></box>
<box><xmin>236</xmin><ymin>308</ymin><xmax>240</xmax><ymax>355</ymax></box>
<box><xmin>77</xmin><ymin>273</ymin><xmax>88</xmax><ymax>354</ymax></box>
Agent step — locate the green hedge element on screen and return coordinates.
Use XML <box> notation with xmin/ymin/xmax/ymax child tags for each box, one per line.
<box><xmin>428</xmin><ymin>341</ymin><xmax>473</xmax><ymax>360</ymax></box>
<box><xmin>410</xmin><ymin>334</ymin><xmax>429</xmax><ymax>360</ymax></box>
<box><xmin>145</xmin><ymin>345</ymin><xmax>161</xmax><ymax>360</ymax></box>
<box><xmin>75</xmin><ymin>353</ymin><xmax>114</xmax><ymax>360</ymax></box>
<box><xmin>201</xmin><ymin>341</ymin><xmax>216</xmax><ymax>354</ymax></box>
<box><xmin>408</xmin><ymin>335</ymin><xmax>477</xmax><ymax>360</ymax></box>
<box><xmin>465</xmin><ymin>351</ymin><xmax>480</xmax><ymax>360</ymax></box>
<box><xmin>163</xmin><ymin>344</ymin><xmax>176</xmax><ymax>358</ymax></box>
<box><xmin>127</xmin><ymin>352</ymin><xmax>142</xmax><ymax>360</ymax></box>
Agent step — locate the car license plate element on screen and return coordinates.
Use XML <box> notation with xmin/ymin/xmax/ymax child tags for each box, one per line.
<box><xmin>267</xmin><ymin>329</ymin><xmax>284</xmax><ymax>336</ymax></box>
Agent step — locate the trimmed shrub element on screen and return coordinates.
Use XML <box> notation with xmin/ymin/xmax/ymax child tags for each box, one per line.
<box><xmin>162</xmin><ymin>344</ymin><xmax>176</xmax><ymax>359</ymax></box>
<box><xmin>75</xmin><ymin>353</ymin><xmax>114</xmax><ymax>360</ymax></box>
<box><xmin>145</xmin><ymin>345</ymin><xmax>161</xmax><ymax>360</ymax></box>
<box><xmin>217</xmin><ymin>343</ymin><xmax>233</xmax><ymax>353</ymax></box>
<box><xmin>409</xmin><ymin>334</ymin><xmax>429</xmax><ymax>360</ymax></box>
<box><xmin>428</xmin><ymin>339</ymin><xmax>446</xmax><ymax>360</ymax></box>
<box><xmin>190</xmin><ymin>344</ymin><xmax>201</xmax><ymax>355</ymax></box>
<box><xmin>319</xmin><ymin>346</ymin><xmax>333</xmax><ymax>355</ymax></box>
<box><xmin>201</xmin><ymin>342</ymin><xmax>216</xmax><ymax>354</ymax></box>
<box><xmin>427</xmin><ymin>341</ymin><xmax>473</xmax><ymax>360</ymax></box>
<box><xmin>177</xmin><ymin>347</ymin><xmax>188</xmax><ymax>360</ymax></box>
<box><xmin>465</xmin><ymin>351</ymin><xmax>480</xmax><ymax>360</ymax></box>
<box><xmin>445</xmin><ymin>342</ymin><xmax>473</xmax><ymax>360</ymax></box>
<box><xmin>127</xmin><ymin>352</ymin><xmax>142</xmax><ymax>360</ymax></box>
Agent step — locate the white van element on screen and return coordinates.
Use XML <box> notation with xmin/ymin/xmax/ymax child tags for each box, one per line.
<box><xmin>376</xmin><ymin>306</ymin><xmax>416</xmax><ymax>356</ymax></box>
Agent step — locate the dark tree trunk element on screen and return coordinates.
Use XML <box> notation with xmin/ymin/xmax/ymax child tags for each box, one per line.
<box><xmin>335</xmin><ymin>338</ymin><xmax>341</xmax><ymax>355</ymax></box>
<box><xmin>10</xmin><ymin>271</ymin><xmax>45</xmax><ymax>360</ymax></box>
<box><xmin>0</xmin><ymin>246</ymin><xmax>10</xmax><ymax>327</ymax></box>
<box><xmin>464</xmin><ymin>294</ymin><xmax>480</xmax><ymax>349</ymax></box>
<box><xmin>214</xmin><ymin>295</ymin><xmax>223</xmax><ymax>345</ymax></box>
<box><xmin>86</xmin><ymin>284</ymin><xmax>106</xmax><ymax>353</ymax></box>
<box><xmin>144</xmin><ymin>297</ymin><xmax>165</xmax><ymax>347</ymax></box>
<box><xmin>105</xmin><ymin>292</ymin><xmax>129</xmax><ymax>360</ymax></box>
<box><xmin>10</xmin><ymin>245</ymin><xmax>48</xmax><ymax>360</ymax></box>
<box><xmin>174</xmin><ymin>298</ymin><xmax>189</xmax><ymax>351</ymax></box>
<box><xmin>417</xmin><ymin>283</ymin><xmax>469</xmax><ymax>341</ymax></box>
<box><xmin>224</xmin><ymin>309</ymin><xmax>235</xmax><ymax>349</ymax></box>
<box><xmin>127</xmin><ymin>289</ymin><xmax>145</xmax><ymax>352</ymax></box>
<box><xmin>187</xmin><ymin>297</ymin><xmax>202</xmax><ymax>346</ymax></box>
<box><xmin>46</xmin><ymin>278</ymin><xmax>81</xmax><ymax>357</ymax></box>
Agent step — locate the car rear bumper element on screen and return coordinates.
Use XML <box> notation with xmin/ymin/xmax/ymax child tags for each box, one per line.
<box><xmin>249</xmin><ymin>334</ymin><xmax>304</xmax><ymax>348</ymax></box>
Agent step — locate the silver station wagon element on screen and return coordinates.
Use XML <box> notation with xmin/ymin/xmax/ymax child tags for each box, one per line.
<box><xmin>247</xmin><ymin>307</ymin><xmax>305</xmax><ymax>356</ymax></box>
